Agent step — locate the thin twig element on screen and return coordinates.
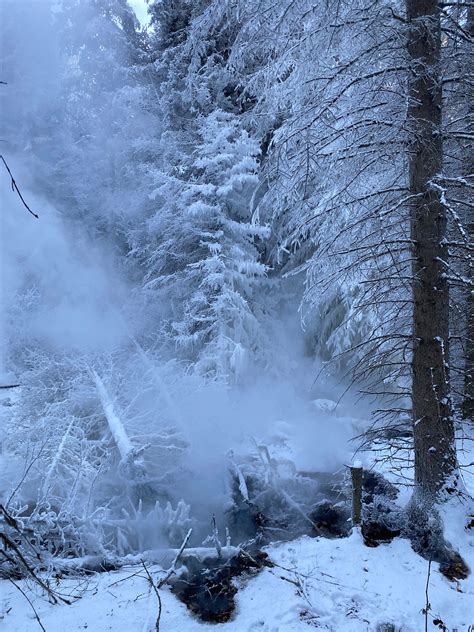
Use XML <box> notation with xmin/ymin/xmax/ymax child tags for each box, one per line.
<box><xmin>212</xmin><ymin>515</ymin><xmax>222</xmax><ymax>558</ymax></box>
<box><xmin>157</xmin><ymin>527</ymin><xmax>193</xmax><ymax>588</ymax></box>
<box><xmin>7</xmin><ymin>578</ymin><xmax>46</xmax><ymax>632</ymax></box>
<box><xmin>424</xmin><ymin>556</ymin><xmax>432</xmax><ymax>632</ymax></box>
<box><xmin>0</xmin><ymin>155</ymin><xmax>39</xmax><ymax>218</ymax></box>
<box><xmin>140</xmin><ymin>562</ymin><xmax>161</xmax><ymax>632</ymax></box>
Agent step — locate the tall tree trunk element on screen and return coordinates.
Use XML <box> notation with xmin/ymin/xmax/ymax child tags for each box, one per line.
<box><xmin>462</xmin><ymin>8</ymin><xmax>474</xmax><ymax>422</ymax></box>
<box><xmin>407</xmin><ymin>0</ymin><xmax>458</xmax><ymax>501</ymax></box>
<box><xmin>464</xmin><ymin>220</ymin><xmax>474</xmax><ymax>421</ymax></box>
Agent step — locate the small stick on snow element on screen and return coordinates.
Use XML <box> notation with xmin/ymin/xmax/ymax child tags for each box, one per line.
<box><xmin>7</xmin><ymin>579</ymin><xmax>46</xmax><ymax>632</ymax></box>
<box><xmin>424</xmin><ymin>556</ymin><xmax>432</xmax><ymax>632</ymax></box>
<box><xmin>157</xmin><ymin>527</ymin><xmax>193</xmax><ymax>588</ymax></box>
<box><xmin>141</xmin><ymin>561</ymin><xmax>162</xmax><ymax>632</ymax></box>
<box><xmin>140</xmin><ymin>529</ymin><xmax>192</xmax><ymax>631</ymax></box>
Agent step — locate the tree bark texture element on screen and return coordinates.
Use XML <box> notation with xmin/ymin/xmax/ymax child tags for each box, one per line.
<box><xmin>462</xmin><ymin>8</ymin><xmax>474</xmax><ymax>422</ymax></box>
<box><xmin>406</xmin><ymin>0</ymin><xmax>457</xmax><ymax>500</ymax></box>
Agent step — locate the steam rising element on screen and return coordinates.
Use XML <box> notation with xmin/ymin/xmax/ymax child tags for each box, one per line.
<box><xmin>0</xmin><ymin>0</ymin><xmax>366</xmax><ymax>546</ymax></box>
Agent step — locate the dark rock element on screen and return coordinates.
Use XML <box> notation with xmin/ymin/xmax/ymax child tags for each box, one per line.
<box><xmin>362</xmin><ymin>495</ymin><xmax>403</xmax><ymax>548</ymax></box>
<box><xmin>362</xmin><ymin>520</ymin><xmax>401</xmax><ymax>547</ymax></box>
<box><xmin>362</xmin><ymin>471</ymin><xmax>399</xmax><ymax>505</ymax></box>
<box><xmin>309</xmin><ymin>500</ymin><xmax>351</xmax><ymax>538</ymax></box>
<box><xmin>226</xmin><ymin>500</ymin><xmax>267</xmax><ymax>543</ymax></box>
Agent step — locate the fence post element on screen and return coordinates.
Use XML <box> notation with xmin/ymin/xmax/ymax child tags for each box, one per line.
<box><xmin>351</xmin><ymin>461</ymin><xmax>363</xmax><ymax>527</ymax></box>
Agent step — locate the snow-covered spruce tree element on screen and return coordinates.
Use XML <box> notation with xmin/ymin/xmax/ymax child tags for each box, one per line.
<box><xmin>132</xmin><ymin>1</ymin><xmax>272</xmax><ymax>381</ymax></box>
<box><xmin>174</xmin><ymin>110</ymin><xmax>269</xmax><ymax>379</ymax></box>
<box><xmin>143</xmin><ymin>110</ymin><xmax>269</xmax><ymax>380</ymax></box>
<box><xmin>44</xmin><ymin>0</ymin><xmax>154</xmax><ymax>241</ymax></box>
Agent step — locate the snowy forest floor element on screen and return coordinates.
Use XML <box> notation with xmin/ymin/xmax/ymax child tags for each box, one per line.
<box><xmin>1</xmin><ymin>341</ymin><xmax>473</xmax><ymax>631</ymax></box>
<box><xmin>1</xmin><ymin>500</ymin><xmax>473</xmax><ymax>632</ymax></box>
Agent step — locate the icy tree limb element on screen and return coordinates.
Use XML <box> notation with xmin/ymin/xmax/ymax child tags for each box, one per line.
<box><xmin>232</xmin><ymin>461</ymin><xmax>250</xmax><ymax>502</ymax></box>
<box><xmin>89</xmin><ymin>367</ymin><xmax>150</xmax><ymax>488</ymax></box>
<box><xmin>41</xmin><ymin>418</ymin><xmax>75</xmax><ymax>501</ymax></box>
<box><xmin>212</xmin><ymin>515</ymin><xmax>222</xmax><ymax>558</ymax></box>
<box><xmin>134</xmin><ymin>530</ymin><xmax>192</xmax><ymax>632</ymax></box>
<box><xmin>0</xmin><ymin>529</ymin><xmax>71</xmax><ymax>605</ymax></box>
<box><xmin>278</xmin><ymin>487</ymin><xmax>317</xmax><ymax>530</ymax></box>
<box><xmin>156</xmin><ymin>527</ymin><xmax>193</xmax><ymax>588</ymax></box>
<box><xmin>130</xmin><ymin>337</ymin><xmax>183</xmax><ymax>427</ymax></box>
<box><xmin>88</xmin><ymin>368</ymin><xmax>134</xmax><ymax>462</ymax></box>
<box><xmin>255</xmin><ymin>444</ymin><xmax>317</xmax><ymax>530</ymax></box>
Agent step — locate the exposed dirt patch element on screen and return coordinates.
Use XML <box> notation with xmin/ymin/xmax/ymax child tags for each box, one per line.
<box><xmin>309</xmin><ymin>500</ymin><xmax>351</xmax><ymax>538</ymax></box>
<box><xmin>169</xmin><ymin>548</ymin><xmax>272</xmax><ymax>623</ymax></box>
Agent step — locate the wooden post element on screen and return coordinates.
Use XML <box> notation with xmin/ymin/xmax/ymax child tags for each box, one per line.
<box><xmin>351</xmin><ymin>462</ymin><xmax>363</xmax><ymax>527</ymax></box>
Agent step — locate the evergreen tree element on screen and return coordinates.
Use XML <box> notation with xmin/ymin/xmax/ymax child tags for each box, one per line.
<box><xmin>133</xmin><ymin>0</ymin><xmax>273</xmax><ymax>379</ymax></box>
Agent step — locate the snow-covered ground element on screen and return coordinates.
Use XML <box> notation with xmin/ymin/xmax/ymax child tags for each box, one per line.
<box><xmin>1</xmin><ymin>381</ymin><xmax>473</xmax><ymax>631</ymax></box>
<box><xmin>1</xmin><ymin>503</ymin><xmax>472</xmax><ymax>632</ymax></box>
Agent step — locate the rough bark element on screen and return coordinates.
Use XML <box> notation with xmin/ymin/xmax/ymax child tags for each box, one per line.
<box><xmin>462</xmin><ymin>8</ymin><xmax>474</xmax><ymax>422</ymax></box>
<box><xmin>463</xmin><ymin>198</ymin><xmax>474</xmax><ymax>423</ymax></box>
<box><xmin>406</xmin><ymin>0</ymin><xmax>458</xmax><ymax>501</ymax></box>
<box><xmin>464</xmin><ymin>220</ymin><xmax>474</xmax><ymax>422</ymax></box>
